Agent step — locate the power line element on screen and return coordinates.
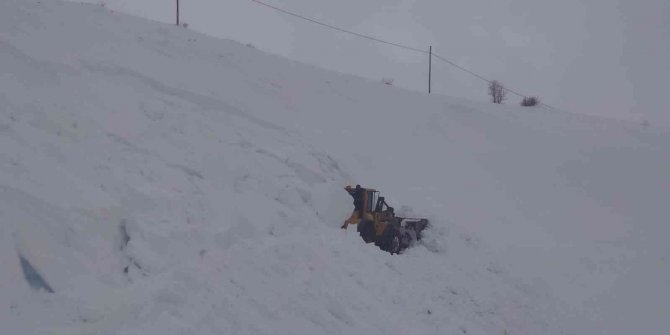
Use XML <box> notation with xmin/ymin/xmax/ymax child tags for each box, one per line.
<box><xmin>249</xmin><ymin>0</ymin><xmax>426</xmax><ymax>54</ymax></box>
<box><xmin>249</xmin><ymin>0</ymin><xmax>557</xmax><ymax>110</ymax></box>
<box><xmin>431</xmin><ymin>53</ymin><xmax>491</xmax><ymax>85</ymax></box>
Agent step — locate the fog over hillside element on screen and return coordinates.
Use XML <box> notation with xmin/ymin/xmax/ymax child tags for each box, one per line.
<box><xmin>77</xmin><ymin>0</ymin><xmax>670</xmax><ymax>126</ymax></box>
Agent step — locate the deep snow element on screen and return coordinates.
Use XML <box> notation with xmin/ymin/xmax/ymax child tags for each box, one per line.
<box><xmin>1</xmin><ymin>1</ymin><xmax>669</xmax><ymax>334</ymax></box>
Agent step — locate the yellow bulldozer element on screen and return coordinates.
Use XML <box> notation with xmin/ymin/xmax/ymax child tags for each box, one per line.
<box><xmin>342</xmin><ymin>185</ymin><xmax>429</xmax><ymax>254</ymax></box>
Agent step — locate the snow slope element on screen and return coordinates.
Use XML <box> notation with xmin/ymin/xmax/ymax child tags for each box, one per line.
<box><xmin>2</xmin><ymin>1</ymin><xmax>669</xmax><ymax>334</ymax></box>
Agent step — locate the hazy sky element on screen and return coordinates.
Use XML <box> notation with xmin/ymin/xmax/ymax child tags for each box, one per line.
<box><xmin>84</xmin><ymin>0</ymin><xmax>669</xmax><ymax>125</ymax></box>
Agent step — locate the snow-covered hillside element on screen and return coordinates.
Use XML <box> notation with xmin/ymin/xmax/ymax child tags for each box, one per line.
<box><xmin>2</xmin><ymin>1</ymin><xmax>669</xmax><ymax>334</ymax></box>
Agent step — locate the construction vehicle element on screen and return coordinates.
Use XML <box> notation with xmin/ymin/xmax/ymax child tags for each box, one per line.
<box><xmin>342</xmin><ymin>185</ymin><xmax>429</xmax><ymax>254</ymax></box>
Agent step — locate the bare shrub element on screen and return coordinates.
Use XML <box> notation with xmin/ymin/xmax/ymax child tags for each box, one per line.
<box><xmin>521</xmin><ymin>96</ymin><xmax>540</xmax><ymax>107</ymax></box>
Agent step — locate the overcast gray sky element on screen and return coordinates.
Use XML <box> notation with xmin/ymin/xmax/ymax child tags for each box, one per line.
<box><xmin>85</xmin><ymin>0</ymin><xmax>670</xmax><ymax>126</ymax></box>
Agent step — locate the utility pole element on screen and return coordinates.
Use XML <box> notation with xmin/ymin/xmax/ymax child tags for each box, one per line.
<box><xmin>428</xmin><ymin>45</ymin><xmax>432</xmax><ymax>94</ymax></box>
<box><xmin>176</xmin><ymin>0</ymin><xmax>180</xmax><ymax>26</ymax></box>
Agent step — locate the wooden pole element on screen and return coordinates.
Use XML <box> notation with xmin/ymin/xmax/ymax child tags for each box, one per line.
<box><xmin>428</xmin><ymin>45</ymin><xmax>432</xmax><ymax>94</ymax></box>
<box><xmin>176</xmin><ymin>0</ymin><xmax>180</xmax><ymax>26</ymax></box>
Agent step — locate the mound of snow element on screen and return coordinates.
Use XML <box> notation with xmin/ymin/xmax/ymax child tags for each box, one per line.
<box><xmin>1</xmin><ymin>1</ymin><xmax>669</xmax><ymax>334</ymax></box>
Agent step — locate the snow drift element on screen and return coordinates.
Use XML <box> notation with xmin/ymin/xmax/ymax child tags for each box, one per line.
<box><xmin>1</xmin><ymin>0</ymin><xmax>669</xmax><ymax>334</ymax></box>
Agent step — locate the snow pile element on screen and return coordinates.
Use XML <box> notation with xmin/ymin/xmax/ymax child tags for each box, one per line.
<box><xmin>1</xmin><ymin>1</ymin><xmax>669</xmax><ymax>334</ymax></box>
